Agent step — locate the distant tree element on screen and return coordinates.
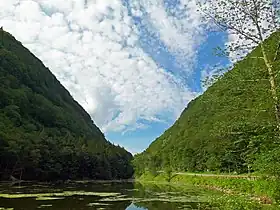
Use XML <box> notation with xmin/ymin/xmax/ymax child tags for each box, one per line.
<box><xmin>0</xmin><ymin>26</ymin><xmax>3</xmax><ymax>46</ymax></box>
<box><xmin>253</xmin><ymin>147</ymin><xmax>280</xmax><ymax>177</ymax></box>
<box><xmin>164</xmin><ymin>166</ymin><xmax>173</xmax><ymax>182</ymax></box>
<box><xmin>197</xmin><ymin>0</ymin><xmax>280</xmax><ymax>131</ymax></box>
<box><xmin>0</xmin><ymin>30</ymin><xmax>134</xmax><ymax>181</ymax></box>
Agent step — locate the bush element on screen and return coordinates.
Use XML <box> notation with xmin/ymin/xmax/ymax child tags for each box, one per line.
<box><xmin>253</xmin><ymin>147</ymin><xmax>280</xmax><ymax>177</ymax></box>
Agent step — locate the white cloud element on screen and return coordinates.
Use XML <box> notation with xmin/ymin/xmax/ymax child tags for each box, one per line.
<box><xmin>0</xmin><ymin>0</ymin><xmax>204</xmax><ymax>133</ymax></box>
<box><xmin>130</xmin><ymin>0</ymin><xmax>205</xmax><ymax>70</ymax></box>
<box><xmin>200</xmin><ymin>63</ymin><xmax>230</xmax><ymax>91</ymax></box>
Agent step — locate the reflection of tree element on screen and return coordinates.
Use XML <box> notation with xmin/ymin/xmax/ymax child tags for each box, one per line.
<box><xmin>134</xmin><ymin>201</ymin><xmax>183</xmax><ymax>210</ymax></box>
<box><xmin>111</xmin><ymin>201</ymin><xmax>132</xmax><ymax>210</ymax></box>
<box><xmin>132</xmin><ymin>182</ymin><xmax>202</xmax><ymax>210</ymax></box>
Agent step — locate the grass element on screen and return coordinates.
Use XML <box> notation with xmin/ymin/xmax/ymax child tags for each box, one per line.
<box><xmin>137</xmin><ymin>172</ymin><xmax>280</xmax><ymax>210</ymax></box>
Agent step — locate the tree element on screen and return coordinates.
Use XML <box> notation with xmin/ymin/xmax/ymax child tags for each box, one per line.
<box><xmin>164</xmin><ymin>166</ymin><xmax>173</xmax><ymax>182</ymax></box>
<box><xmin>253</xmin><ymin>147</ymin><xmax>280</xmax><ymax>177</ymax></box>
<box><xmin>197</xmin><ymin>0</ymin><xmax>280</xmax><ymax>131</ymax></box>
<box><xmin>0</xmin><ymin>30</ymin><xmax>134</xmax><ymax>181</ymax></box>
<box><xmin>0</xmin><ymin>27</ymin><xmax>3</xmax><ymax>46</ymax></box>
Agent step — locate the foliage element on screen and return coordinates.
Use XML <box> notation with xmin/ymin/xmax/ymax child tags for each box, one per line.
<box><xmin>210</xmin><ymin>195</ymin><xmax>262</xmax><ymax>210</ymax></box>
<box><xmin>253</xmin><ymin>147</ymin><xmax>280</xmax><ymax>177</ymax></box>
<box><xmin>198</xmin><ymin>0</ymin><xmax>280</xmax><ymax>59</ymax></box>
<box><xmin>137</xmin><ymin>173</ymin><xmax>280</xmax><ymax>208</ymax></box>
<box><xmin>137</xmin><ymin>173</ymin><xmax>280</xmax><ymax>209</ymax></box>
<box><xmin>164</xmin><ymin>167</ymin><xmax>172</xmax><ymax>182</ymax></box>
<box><xmin>198</xmin><ymin>0</ymin><xmax>280</xmax><ymax>131</ymax></box>
<box><xmin>0</xmin><ymin>30</ymin><xmax>133</xmax><ymax>181</ymax></box>
<box><xmin>133</xmin><ymin>32</ymin><xmax>280</xmax><ymax>175</ymax></box>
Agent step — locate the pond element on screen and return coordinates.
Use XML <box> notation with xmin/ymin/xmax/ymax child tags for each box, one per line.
<box><xmin>0</xmin><ymin>181</ymin><xmax>216</xmax><ymax>210</ymax></box>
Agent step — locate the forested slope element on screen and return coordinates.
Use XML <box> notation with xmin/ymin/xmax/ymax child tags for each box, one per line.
<box><xmin>133</xmin><ymin>32</ymin><xmax>280</xmax><ymax>175</ymax></box>
<box><xmin>0</xmin><ymin>30</ymin><xmax>133</xmax><ymax>181</ymax></box>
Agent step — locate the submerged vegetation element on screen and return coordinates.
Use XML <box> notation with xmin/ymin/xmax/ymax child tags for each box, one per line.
<box><xmin>2</xmin><ymin>179</ymin><xmax>273</xmax><ymax>210</ymax></box>
<box><xmin>0</xmin><ymin>30</ymin><xmax>133</xmax><ymax>181</ymax></box>
<box><xmin>0</xmin><ymin>191</ymin><xmax>121</xmax><ymax>199</ymax></box>
<box><xmin>0</xmin><ymin>182</ymin><xmax>216</xmax><ymax>210</ymax></box>
<box><xmin>137</xmin><ymin>172</ymin><xmax>280</xmax><ymax>209</ymax></box>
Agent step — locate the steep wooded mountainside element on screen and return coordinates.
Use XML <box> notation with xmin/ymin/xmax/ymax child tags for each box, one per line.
<box><xmin>0</xmin><ymin>30</ymin><xmax>133</xmax><ymax>181</ymax></box>
<box><xmin>134</xmin><ymin>32</ymin><xmax>280</xmax><ymax>175</ymax></box>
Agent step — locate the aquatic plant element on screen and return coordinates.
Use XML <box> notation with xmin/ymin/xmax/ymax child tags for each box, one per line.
<box><xmin>0</xmin><ymin>191</ymin><xmax>120</xmax><ymax>199</ymax></box>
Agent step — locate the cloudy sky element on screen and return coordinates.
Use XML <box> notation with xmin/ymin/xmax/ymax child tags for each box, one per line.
<box><xmin>0</xmin><ymin>0</ymin><xmax>229</xmax><ymax>154</ymax></box>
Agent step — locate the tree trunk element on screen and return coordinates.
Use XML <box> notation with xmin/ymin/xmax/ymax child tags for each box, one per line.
<box><xmin>261</xmin><ymin>43</ymin><xmax>280</xmax><ymax>132</ymax></box>
<box><xmin>253</xmin><ymin>11</ymin><xmax>280</xmax><ymax>133</ymax></box>
<box><xmin>0</xmin><ymin>27</ymin><xmax>3</xmax><ymax>46</ymax></box>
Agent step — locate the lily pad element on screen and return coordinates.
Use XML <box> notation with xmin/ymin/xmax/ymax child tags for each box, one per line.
<box><xmin>0</xmin><ymin>191</ymin><xmax>120</xmax><ymax>199</ymax></box>
<box><xmin>38</xmin><ymin>204</ymin><xmax>53</xmax><ymax>208</ymax></box>
<box><xmin>87</xmin><ymin>203</ymin><xmax>111</xmax><ymax>206</ymax></box>
<box><xmin>36</xmin><ymin>197</ymin><xmax>65</xmax><ymax>201</ymax></box>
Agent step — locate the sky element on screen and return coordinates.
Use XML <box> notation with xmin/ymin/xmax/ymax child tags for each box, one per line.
<box><xmin>0</xmin><ymin>0</ymin><xmax>230</xmax><ymax>154</ymax></box>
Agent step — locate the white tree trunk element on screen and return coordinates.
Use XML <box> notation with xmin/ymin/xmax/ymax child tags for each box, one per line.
<box><xmin>261</xmin><ymin>43</ymin><xmax>280</xmax><ymax>132</ymax></box>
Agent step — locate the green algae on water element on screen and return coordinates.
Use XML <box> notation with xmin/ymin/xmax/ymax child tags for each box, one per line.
<box><xmin>87</xmin><ymin>203</ymin><xmax>111</xmax><ymax>207</ymax></box>
<box><xmin>0</xmin><ymin>191</ymin><xmax>121</xmax><ymax>199</ymax></box>
<box><xmin>38</xmin><ymin>204</ymin><xmax>53</xmax><ymax>208</ymax></box>
<box><xmin>36</xmin><ymin>197</ymin><xmax>65</xmax><ymax>201</ymax></box>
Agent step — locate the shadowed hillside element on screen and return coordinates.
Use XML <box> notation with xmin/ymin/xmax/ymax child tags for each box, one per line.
<box><xmin>0</xmin><ymin>29</ymin><xmax>133</xmax><ymax>181</ymax></box>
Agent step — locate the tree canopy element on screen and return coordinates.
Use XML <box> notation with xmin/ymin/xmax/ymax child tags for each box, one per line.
<box><xmin>133</xmin><ymin>31</ymin><xmax>280</xmax><ymax>175</ymax></box>
<box><xmin>0</xmin><ymin>30</ymin><xmax>134</xmax><ymax>181</ymax></box>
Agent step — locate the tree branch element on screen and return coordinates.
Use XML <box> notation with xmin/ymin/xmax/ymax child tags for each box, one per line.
<box><xmin>227</xmin><ymin>24</ymin><xmax>260</xmax><ymax>44</ymax></box>
<box><xmin>273</xmin><ymin>39</ymin><xmax>280</xmax><ymax>62</ymax></box>
<box><xmin>250</xmin><ymin>56</ymin><xmax>265</xmax><ymax>60</ymax></box>
<box><xmin>240</xmin><ymin>79</ymin><xmax>269</xmax><ymax>82</ymax></box>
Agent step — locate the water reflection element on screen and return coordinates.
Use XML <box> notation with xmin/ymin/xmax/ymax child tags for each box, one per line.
<box><xmin>0</xmin><ymin>181</ymin><xmax>213</xmax><ymax>210</ymax></box>
<box><xmin>126</xmin><ymin>203</ymin><xmax>147</xmax><ymax>210</ymax></box>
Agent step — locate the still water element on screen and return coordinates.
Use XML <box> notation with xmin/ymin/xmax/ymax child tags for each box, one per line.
<box><xmin>0</xmin><ymin>181</ymin><xmax>215</xmax><ymax>210</ymax></box>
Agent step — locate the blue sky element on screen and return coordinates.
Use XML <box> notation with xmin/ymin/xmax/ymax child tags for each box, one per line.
<box><xmin>107</xmin><ymin>0</ymin><xmax>229</xmax><ymax>153</ymax></box>
<box><xmin>0</xmin><ymin>0</ymin><xmax>230</xmax><ymax>154</ymax></box>
<box><xmin>107</xmin><ymin>30</ymin><xmax>229</xmax><ymax>154</ymax></box>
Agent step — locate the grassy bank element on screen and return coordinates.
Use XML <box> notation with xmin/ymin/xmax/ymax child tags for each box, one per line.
<box><xmin>136</xmin><ymin>172</ymin><xmax>280</xmax><ymax>209</ymax></box>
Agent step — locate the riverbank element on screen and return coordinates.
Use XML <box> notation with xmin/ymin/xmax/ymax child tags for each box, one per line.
<box><xmin>0</xmin><ymin>180</ymin><xmax>215</xmax><ymax>210</ymax></box>
<box><xmin>136</xmin><ymin>172</ymin><xmax>280</xmax><ymax>209</ymax></box>
<box><xmin>0</xmin><ymin>178</ymin><xmax>135</xmax><ymax>186</ymax></box>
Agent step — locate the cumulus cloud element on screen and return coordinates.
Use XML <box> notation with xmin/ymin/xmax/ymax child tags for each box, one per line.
<box><xmin>129</xmin><ymin>0</ymin><xmax>205</xmax><ymax>70</ymax></box>
<box><xmin>0</xmin><ymin>0</ymin><xmax>205</xmax><ymax>133</ymax></box>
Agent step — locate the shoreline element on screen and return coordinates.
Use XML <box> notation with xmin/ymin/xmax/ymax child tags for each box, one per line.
<box><xmin>0</xmin><ymin>178</ymin><xmax>135</xmax><ymax>185</ymax></box>
<box><xmin>136</xmin><ymin>172</ymin><xmax>279</xmax><ymax>207</ymax></box>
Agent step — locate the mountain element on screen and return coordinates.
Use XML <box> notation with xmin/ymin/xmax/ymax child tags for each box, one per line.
<box><xmin>0</xmin><ymin>29</ymin><xmax>133</xmax><ymax>181</ymax></box>
<box><xmin>133</xmin><ymin>32</ymin><xmax>280</xmax><ymax>175</ymax></box>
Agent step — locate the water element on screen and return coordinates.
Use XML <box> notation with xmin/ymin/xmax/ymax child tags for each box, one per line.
<box><xmin>0</xmin><ymin>181</ymin><xmax>215</xmax><ymax>210</ymax></box>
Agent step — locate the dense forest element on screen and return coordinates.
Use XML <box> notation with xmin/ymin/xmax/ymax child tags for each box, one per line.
<box><xmin>133</xmin><ymin>32</ymin><xmax>280</xmax><ymax>176</ymax></box>
<box><xmin>0</xmin><ymin>30</ymin><xmax>133</xmax><ymax>181</ymax></box>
